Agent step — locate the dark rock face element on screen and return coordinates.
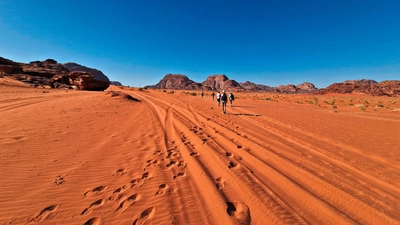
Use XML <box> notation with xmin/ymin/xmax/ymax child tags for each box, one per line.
<box><xmin>155</xmin><ymin>74</ymin><xmax>203</xmax><ymax>90</ymax></box>
<box><xmin>0</xmin><ymin>56</ymin><xmax>110</xmax><ymax>91</ymax></box>
<box><xmin>202</xmin><ymin>75</ymin><xmax>244</xmax><ymax>91</ymax></box>
<box><xmin>319</xmin><ymin>80</ymin><xmax>400</xmax><ymax>96</ymax></box>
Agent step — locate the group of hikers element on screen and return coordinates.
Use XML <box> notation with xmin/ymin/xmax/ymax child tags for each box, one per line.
<box><xmin>210</xmin><ymin>90</ymin><xmax>234</xmax><ymax>114</ymax></box>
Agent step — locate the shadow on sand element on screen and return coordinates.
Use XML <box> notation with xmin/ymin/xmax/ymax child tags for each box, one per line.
<box><xmin>232</xmin><ymin>113</ymin><xmax>261</xmax><ymax>117</ymax></box>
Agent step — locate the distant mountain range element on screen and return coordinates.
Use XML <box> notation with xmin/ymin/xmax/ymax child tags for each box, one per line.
<box><xmin>147</xmin><ymin>74</ymin><xmax>400</xmax><ymax>96</ymax></box>
<box><xmin>1</xmin><ymin>56</ymin><xmax>399</xmax><ymax>96</ymax></box>
<box><xmin>148</xmin><ymin>74</ymin><xmax>318</xmax><ymax>94</ymax></box>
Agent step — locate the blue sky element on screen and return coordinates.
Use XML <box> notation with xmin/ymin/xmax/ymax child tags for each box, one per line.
<box><xmin>0</xmin><ymin>0</ymin><xmax>399</xmax><ymax>88</ymax></box>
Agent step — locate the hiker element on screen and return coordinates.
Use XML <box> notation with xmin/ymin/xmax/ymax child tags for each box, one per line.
<box><xmin>229</xmin><ymin>92</ymin><xmax>235</xmax><ymax>107</ymax></box>
<box><xmin>216</xmin><ymin>91</ymin><xmax>221</xmax><ymax>106</ymax></box>
<box><xmin>201</xmin><ymin>91</ymin><xmax>204</xmax><ymax>98</ymax></box>
<box><xmin>211</xmin><ymin>91</ymin><xmax>215</xmax><ymax>100</ymax></box>
<box><xmin>221</xmin><ymin>90</ymin><xmax>228</xmax><ymax>114</ymax></box>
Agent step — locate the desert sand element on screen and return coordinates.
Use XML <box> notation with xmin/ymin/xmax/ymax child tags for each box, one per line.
<box><xmin>1</xmin><ymin>78</ymin><xmax>400</xmax><ymax>225</ymax></box>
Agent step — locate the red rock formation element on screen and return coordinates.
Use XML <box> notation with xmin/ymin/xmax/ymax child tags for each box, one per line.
<box><xmin>50</xmin><ymin>72</ymin><xmax>111</xmax><ymax>91</ymax></box>
<box><xmin>155</xmin><ymin>74</ymin><xmax>203</xmax><ymax>90</ymax></box>
<box><xmin>297</xmin><ymin>82</ymin><xmax>318</xmax><ymax>93</ymax></box>
<box><xmin>202</xmin><ymin>75</ymin><xmax>244</xmax><ymax>91</ymax></box>
<box><xmin>0</xmin><ymin>56</ymin><xmax>110</xmax><ymax>91</ymax></box>
<box><xmin>319</xmin><ymin>80</ymin><xmax>400</xmax><ymax>96</ymax></box>
<box><xmin>240</xmin><ymin>81</ymin><xmax>274</xmax><ymax>91</ymax></box>
<box><xmin>276</xmin><ymin>84</ymin><xmax>298</xmax><ymax>93</ymax></box>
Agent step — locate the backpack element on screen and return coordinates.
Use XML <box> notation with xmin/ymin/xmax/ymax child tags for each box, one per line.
<box><xmin>221</xmin><ymin>93</ymin><xmax>227</xmax><ymax>101</ymax></box>
<box><xmin>229</xmin><ymin>93</ymin><xmax>234</xmax><ymax>100</ymax></box>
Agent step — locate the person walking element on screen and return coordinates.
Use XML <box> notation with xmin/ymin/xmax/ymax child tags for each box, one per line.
<box><xmin>228</xmin><ymin>92</ymin><xmax>235</xmax><ymax>107</ymax></box>
<box><xmin>211</xmin><ymin>91</ymin><xmax>215</xmax><ymax>100</ymax></box>
<box><xmin>216</xmin><ymin>91</ymin><xmax>221</xmax><ymax>106</ymax></box>
<box><xmin>201</xmin><ymin>91</ymin><xmax>204</xmax><ymax>98</ymax></box>
<box><xmin>221</xmin><ymin>90</ymin><xmax>228</xmax><ymax>114</ymax></box>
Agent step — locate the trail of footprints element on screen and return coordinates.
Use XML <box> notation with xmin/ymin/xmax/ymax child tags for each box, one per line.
<box><xmin>78</xmin><ymin>146</ymin><xmax>189</xmax><ymax>224</ymax></box>
<box><xmin>29</xmin><ymin>119</ymin><xmax>250</xmax><ymax>224</ymax></box>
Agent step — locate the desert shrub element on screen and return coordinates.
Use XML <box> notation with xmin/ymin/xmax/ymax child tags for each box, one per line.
<box><xmin>168</xmin><ymin>91</ymin><xmax>175</xmax><ymax>94</ymax></box>
<box><xmin>190</xmin><ymin>92</ymin><xmax>197</xmax><ymax>96</ymax></box>
<box><xmin>313</xmin><ymin>97</ymin><xmax>319</xmax><ymax>105</ymax></box>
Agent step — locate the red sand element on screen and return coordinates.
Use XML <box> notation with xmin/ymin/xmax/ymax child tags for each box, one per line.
<box><xmin>1</xmin><ymin>79</ymin><xmax>400</xmax><ymax>224</ymax></box>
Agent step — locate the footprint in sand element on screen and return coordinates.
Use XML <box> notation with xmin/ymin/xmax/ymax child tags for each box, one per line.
<box><xmin>173</xmin><ymin>172</ymin><xmax>186</xmax><ymax>180</ymax></box>
<box><xmin>166</xmin><ymin>160</ymin><xmax>177</xmax><ymax>168</ymax></box>
<box><xmin>115</xmin><ymin>194</ymin><xmax>141</xmax><ymax>213</ymax></box>
<box><xmin>108</xmin><ymin>187</ymin><xmax>125</xmax><ymax>201</ymax></box>
<box><xmin>113</xmin><ymin>168</ymin><xmax>127</xmax><ymax>176</ymax></box>
<box><xmin>153</xmin><ymin>150</ymin><xmax>163</xmax><ymax>155</ymax></box>
<box><xmin>84</xmin><ymin>186</ymin><xmax>108</xmax><ymax>197</ymax></box>
<box><xmin>155</xmin><ymin>183</ymin><xmax>170</xmax><ymax>196</ymax></box>
<box><xmin>83</xmin><ymin>217</ymin><xmax>101</xmax><ymax>225</ymax></box>
<box><xmin>81</xmin><ymin>199</ymin><xmax>105</xmax><ymax>215</ymax></box>
<box><xmin>133</xmin><ymin>207</ymin><xmax>156</xmax><ymax>225</ymax></box>
<box><xmin>215</xmin><ymin>177</ymin><xmax>225</xmax><ymax>190</ymax></box>
<box><xmin>32</xmin><ymin>205</ymin><xmax>59</xmax><ymax>222</ymax></box>
<box><xmin>226</xmin><ymin>202</ymin><xmax>251</xmax><ymax>224</ymax></box>
<box><xmin>226</xmin><ymin>152</ymin><xmax>234</xmax><ymax>157</ymax></box>
<box><xmin>144</xmin><ymin>159</ymin><xmax>159</xmax><ymax>171</ymax></box>
<box><xmin>190</xmin><ymin>152</ymin><xmax>199</xmax><ymax>157</ymax></box>
<box><xmin>131</xmin><ymin>172</ymin><xmax>151</xmax><ymax>188</ymax></box>
<box><xmin>228</xmin><ymin>162</ymin><xmax>238</xmax><ymax>169</ymax></box>
<box><xmin>177</xmin><ymin>161</ymin><xmax>186</xmax><ymax>168</ymax></box>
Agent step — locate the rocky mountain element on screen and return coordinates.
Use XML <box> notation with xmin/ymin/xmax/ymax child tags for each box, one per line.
<box><xmin>202</xmin><ymin>75</ymin><xmax>244</xmax><ymax>91</ymax></box>
<box><xmin>0</xmin><ymin>56</ymin><xmax>110</xmax><ymax>91</ymax></box>
<box><xmin>154</xmin><ymin>74</ymin><xmax>203</xmax><ymax>90</ymax></box>
<box><xmin>239</xmin><ymin>81</ymin><xmax>274</xmax><ymax>91</ymax></box>
<box><xmin>297</xmin><ymin>82</ymin><xmax>318</xmax><ymax>93</ymax></box>
<box><xmin>319</xmin><ymin>80</ymin><xmax>400</xmax><ymax>96</ymax></box>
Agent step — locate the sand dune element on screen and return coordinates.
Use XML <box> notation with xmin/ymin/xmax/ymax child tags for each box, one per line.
<box><xmin>1</xmin><ymin>82</ymin><xmax>400</xmax><ymax>224</ymax></box>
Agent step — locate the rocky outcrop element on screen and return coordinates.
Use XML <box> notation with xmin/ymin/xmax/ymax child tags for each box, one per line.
<box><xmin>0</xmin><ymin>56</ymin><xmax>110</xmax><ymax>91</ymax></box>
<box><xmin>276</xmin><ymin>84</ymin><xmax>298</xmax><ymax>93</ymax></box>
<box><xmin>202</xmin><ymin>75</ymin><xmax>244</xmax><ymax>91</ymax></box>
<box><xmin>155</xmin><ymin>74</ymin><xmax>203</xmax><ymax>90</ymax></box>
<box><xmin>343</xmin><ymin>79</ymin><xmax>377</xmax><ymax>85</ymax></box>
<box><xmin>297</xmin><ymin>82</ymin><xmax>318</xmax><ymax>93</ymax></box>
<box><xmin>240</xmin><ymin>81</ymin><xmax>274</xmax><ymax>91</ymax></box>
<box><xmin>63</xmin><ymin>63</ymin><xmax>110</xmax><ymax>83</ymax></box>
<box><xmin>319</xmin><ymin>80</ymin><xmax>400</xmax><ymax>96</ymax></box>
<box><xmin>50</xmin><ymin>72</ymin><xmax>111</xmax><ymax>91</ymax></box>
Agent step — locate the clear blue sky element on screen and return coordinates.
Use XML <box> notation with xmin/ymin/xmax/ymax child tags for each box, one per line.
<box><xmin>1</xmin><ymin>0</ymin><xmax>399</xmax><ymax>88</ymax></box>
